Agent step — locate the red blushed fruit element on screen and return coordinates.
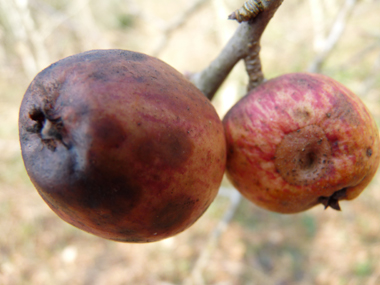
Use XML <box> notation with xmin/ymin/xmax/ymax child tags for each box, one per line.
<box><xmin>223</xmin><ymin>72</ymin><xmax>380</xmax><ymax>214</ymax></box>
<box><xmin>19</xmin><ymin>49</ymin><xmax>226</xmax><ymax>242</ymax></box>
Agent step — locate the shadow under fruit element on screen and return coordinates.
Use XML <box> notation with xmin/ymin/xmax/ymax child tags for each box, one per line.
<box><xmin>223</xmin><ymin>72</ymin><xmax>380</xmax><ymax>214</ymax></box>
<box><xmin>19</xmin><ymin>49</ymin><xmax>226</xmax><ymax>242</ymax></box>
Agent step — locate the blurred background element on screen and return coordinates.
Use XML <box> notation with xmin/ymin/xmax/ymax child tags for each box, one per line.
<box><xmin>1</xmin><ymin>0</ymin><xmax>380</xmax><ymax>284</ymax></box>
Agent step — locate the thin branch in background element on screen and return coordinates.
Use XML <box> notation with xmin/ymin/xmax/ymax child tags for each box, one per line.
<box><xmin>37</xmin><ymin>0</ymin><xmax>92</xmax><ymax>41</ymax></box>
<box><xmin>322</xmin><ymin>0</ymin><xmax>340</xmax><ymax>19</ymax></box>
<box><xmin>359</xmin><ymin>51</ymin><xmax>380</xmax><ymax>97</ymax></box>
<box><xmin>33</xmin><ymin>0</ymin><xmax>110</xmax><ymax>52</ymax></box>
<box><xmin>152</xmin><ymin>0</ymin><xmax>211</xmax><ymax>57</ymax></box>
<box><xmin>67</xmin><ymin>0</ymin><xmax>110</xmax><ymax>51</ymax></box>
<box><xmin>0</xmin><ymin>0</ymin><xmax>40</xmax><ymax>78</ymax></box>
<box><xmin>308</xmin><ymin>0</ymin><xmax>326</xmax><ymax>53</ymax></box>
<box><xmin>13</xmin><ymin>0</ymin><xmax>50</xmax><ymax>69</ymax></box>
<box><xmin>363</xmin><ymin>31</ymin><xmax>380</xmax><ymax>40</ymax></box>
<box><xmin>308</xmin><ymin>0</ymin><xmax>358</xmax><ymax>73</ymax></box>
<box><xmin>126</xmin><ymin>1</ymin><xmax>167</xmax><ymax>31</ymax></box>
<box><xmin>339</xmin><ymin>42</ymin><xmax>380</xmax><ymax>69</ymax></box>
<box><xmin>183</xmin><ymin>188</ymin><xmax>242</xmax><ymax>285</ymax></box>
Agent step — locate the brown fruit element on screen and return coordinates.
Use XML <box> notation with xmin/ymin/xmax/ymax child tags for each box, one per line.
<box><xmin>223</xmin><ymin>72</ymin><xmax>379</xmax><ymax>213</ymax></box>
<box><xmin>19</xmin><ymin>49</ymin><xmax>226</xmax><ymax>242</ymax></box>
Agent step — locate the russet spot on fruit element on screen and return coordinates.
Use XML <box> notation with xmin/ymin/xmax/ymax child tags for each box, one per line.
<box><xmin>223</xmin><ymin>72</ymin><xmax>380</xmax><ymax>214</ymax></box>
<box><xmin>19</xmin><ymin>49</ymin><xmax>226</xmax><ymax>242</ymax></box>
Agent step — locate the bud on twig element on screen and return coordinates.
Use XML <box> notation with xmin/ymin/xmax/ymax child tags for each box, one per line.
<box><xmin>228</xmin><ymin>0</ymin><xmax>265</xmax><ymax>23</ymax></box>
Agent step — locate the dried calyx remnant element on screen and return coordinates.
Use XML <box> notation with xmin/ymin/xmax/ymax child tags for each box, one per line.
<box><xmin>27</xmin><ymin>102</ymin><xmax>67</xmax><ymax>151</ymax></box>
<box><xmin>318</xmin><ymin>188</ymin><xmax>347</xmax><ymax>211</ymax></box>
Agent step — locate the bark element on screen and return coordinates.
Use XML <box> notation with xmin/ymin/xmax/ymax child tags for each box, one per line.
<box><xmin>190</xmin><ymin>0</ymin><xmax>284</xmax><ymax>100</ymax></box>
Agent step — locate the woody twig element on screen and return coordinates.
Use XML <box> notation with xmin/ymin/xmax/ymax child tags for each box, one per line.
<box><xmin>190</xmin><ymin>0</ymin><xmax>284</xmax><ymax>100</ymax></box>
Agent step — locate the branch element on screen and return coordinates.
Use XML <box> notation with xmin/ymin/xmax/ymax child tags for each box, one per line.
<box><xmin>241</xmin><ymin>0</ymin><xmax>284</xmax><ymax>91</ymax></box>
<box><xmin>190</xmin><ymin>0</ymin><xmax>284</xmax><ymax>100</ymax></box>
<box><xmin>189</xmin><ymin>22</ymin><xmax>253</xmax><ymax>100</ymax></box>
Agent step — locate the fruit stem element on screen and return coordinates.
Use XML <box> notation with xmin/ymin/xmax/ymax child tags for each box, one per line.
<box><xmin>190</xmin><ymin>0</ymin><xmax>284</xmax><ymax>100</ymax></box>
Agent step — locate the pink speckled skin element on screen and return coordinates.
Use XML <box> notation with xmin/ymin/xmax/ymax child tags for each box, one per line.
<box><xmin>223</xmin><ymin>73</ymin><xmax>379</xmax><ymax>213</ymax></box>
<box><xmin>19</xmin><ymin>50</ymin><xmax>226</xmax><ymax>242</ymax></box>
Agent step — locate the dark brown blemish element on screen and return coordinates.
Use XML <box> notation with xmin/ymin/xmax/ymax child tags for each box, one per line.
<box><xmin>43</xmin><ymin>139</ymin><xmax>57</xmax><ymax>151</ymax></box>
<box><xmin>120</xmin><ymin>50</ymin><xmax>147</xmax><ymax>62</ymax></box>
<box><xmin>66</xmin><ymin>151</ymin><xmax>143</xmax><ymax>220</ymax></box>
<box><xmin>88</xmin><ymin>71</ymin><xmax>108</xmax><ymax>82</ymax></box>
<box><xmin>35</xmin><ymin>146</ymin><xmax>144</xmax><ymax>237</ymax></box>
<box><xmin>150</xmin><ymin>195</ymin><xmax>198</xmax><ymax>232</ymax></box>
<box><xmin>136</xmin><ymin>128</ymin><xmax>194</xmax><ymax>169</ymax></box>
<box><xmin>367</xmin><ymin>148</ymin><xmax>373</xmax><ymax>157</ymax></box>
<box><xmin>275</xmin><ymin>125</ymin><xmax>331</xmax><ymax>185</ymax></box>
<box><xmin>284</xmin><ymin>74</ymin><xmax>322</xmax><ymax>97</ymax></box>
<box><xmin>92</xmin><ymin>116</ymin><xmax>127</xmax><ymax>149</ymax></box>
<box><xmin>318</xmin><ymin>188</ymin><xmax>347</xmax><ymax>211</ymax></box>
<box><xmin>72</xmin><ymin>50</ymin><xmax>147</xmax><ymax>65</ymax></box>
<box><xmin>112</xmin><ymin>229</ymin><xmax>147</xmax><ymax>243</ymax></box>
<box><xmin>134</xmin><ymin>76</ymin><xmax>145</xmax><ymax>83</ymax></box>
<box><xmin>81</xmin><ymin>120</ymin><xmax>142</xmax><ymax>213</ymax></box>
<box><xmin>329</xmin><ymin>93</ymin><xmax>360</xmax><ymax>126</ymax></box>
<box><xmin>294</xmin><ymin>107</ymin><xmax>311</xmax><ymax>121</ymax></box>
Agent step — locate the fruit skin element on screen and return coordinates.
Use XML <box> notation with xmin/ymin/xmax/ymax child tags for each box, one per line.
<box><xmin>223</xmin><ymin>72</ymin><xmax>380</xmax><ymax>214</ymax></box>
<box><xmin>19</xmin><ymin>49</ymin><xmax>226</xmax><ymax>242</ymax></box>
